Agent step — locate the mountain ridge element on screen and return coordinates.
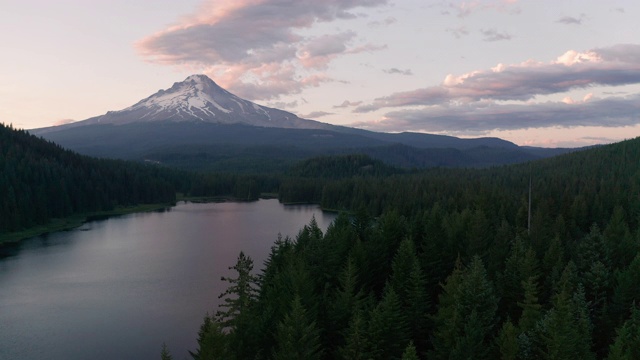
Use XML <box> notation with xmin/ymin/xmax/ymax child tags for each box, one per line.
<box><xmin>34</xmin><ymin>74</ymin><xmax>331</xmax><ymax>133</ymax></box>
<box><xmin>30</xmin><ymin>74</ymin><xmax>579</xmax><ymax>171</ymax></box>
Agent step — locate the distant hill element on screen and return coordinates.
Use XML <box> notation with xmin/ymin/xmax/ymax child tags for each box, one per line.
<box><xmin>31</xmin><ymin>74</ymin><xmax>578</xmax><ymax>171</ymax></box>
<box><xmin>287</xmin><ymin>154</ymin><xmax>403</xmax><ymax>179</ymax></box>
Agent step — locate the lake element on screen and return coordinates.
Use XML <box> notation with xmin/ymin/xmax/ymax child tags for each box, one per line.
<box><xmin>0</xmin><ymin>199</ymin><xmax>336</xmax><ymax>359</ymax></box>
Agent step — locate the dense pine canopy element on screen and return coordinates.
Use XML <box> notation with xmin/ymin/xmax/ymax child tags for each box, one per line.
<box><xmin>186</xmin><ymin>136</ymin><xmax>640</xmax><ymax>359</ymax></box>
<box><xmin>4</xmin><ymin>121</ymin><xmax>640</xmax><ymax>359</ymax></box>
<box><xmin>0</xmin><ymin>123</ymin><xmax>178</xmax><ymax>234</ymax></box>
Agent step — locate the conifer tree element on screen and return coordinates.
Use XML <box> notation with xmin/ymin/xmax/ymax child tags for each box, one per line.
<box><xmin>339</xmin><ymin>309</ymin><xmax>369</xmax><ymax>360</ymax></box>
<box><xmin>499</xmin><ymin>236</ymin><xmax>538</xmax><ymax>321</ymax></box>
<box><xmin>431</xmin><ymin>256</ymin><xmax>498</xmax><ymax>360</ymax></box>
<box><xmin>608</xmin><ymin>305</ymin><xmax>640</xmax><ymax>360</ymax></box>
<box><xmin>272</xmin><ymin>295</ymin><xmax>322</xmax><ymax>360</ymax></box>
<box><xmin>364</xmin><ymin>286</ymin><xmax>409</xmax><ymax>360</ymax></box>
<box><xmin>327</xmin><ymin>256</ymin><xmax>365</xmax><ymax>357</ymax></box>
<box><xmin>390</xmin><ymin>237</ymin><xmax>431</xmax><ymax>351</ymax></box>
<box><xmin>536</xmin><ymin>269</ymin><xmax>595</xmax><ymax>360</ymax></box>
<box><xmin>467</xmin><ymin>208</ymin><xmax>491</xmax><ymax>261</ymax></box>
<box><xmin>497</xmin><ymin>320</ymin><xmax>518</xmax><ymax>360</ymax></box>
<box><xmin>189</xmin><ymin>314</ymin><xmax>229</xmax><ymax>360</ymax></box>
<box><xmin>214</xmin><ymin>251</ymin><xmax>259</xmax><ymax>358</ymax></box>
<box><xmin>390</xmin><ymin>238</ymin><xmax>418</xmax><ymax>301</ymax></box>
<box><xmin>604</xmin><ymin>206</ymin><xmax>635</xmax><ymax>271</ymax></box>
<box><xmin>518</xmin><ymin>276</ymin><xmax>542</xmax><ymax>332</ymax></box>
<box><xmin>401</xmin><ymin>341</ymin><xmax>419</xmax><ymax>360</ymax></box>
<box><xmin>160</xmin><ymin>343</ymin><xmax>173</xmax><ymax>360</ymax></box>
<box><xmin>611</xmin><ymin>254</ymin><xmax>640</xmax><ymax>327</ymax></box>
<box><xmin>541</xmin><ymin>235</ymin><xmax>565</xmax><ymax>303</ymax></box>
<box><xmin>215</xmin><ymin>251</ymin><xmax>259</xmax><ymax>330</ymax></box>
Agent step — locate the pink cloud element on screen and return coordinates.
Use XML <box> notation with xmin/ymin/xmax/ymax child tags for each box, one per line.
<box><xmin>136</xmin><ymin>0</ymin><xmax>388</xmax><ymax>100</ymax></box>
<box><xmin>351</xmin><ymin>94</ymin><xmax>640</xmax><ymax>134</ymax></box>
<box><xmin>355</xmin><ymin>44</ymin><xmax>640</xmax><ymax>112</ymax></box>
<box><xmin>298</xmin><ymin>32</ymin><xmax>356</xmax><ymax>69</ymax></box>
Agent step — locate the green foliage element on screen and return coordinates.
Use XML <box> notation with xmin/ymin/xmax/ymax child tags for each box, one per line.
<box><xmin>215</xmin><ymin>251</ymin><xmax>258</xmax><ymax>330</ymax></box>
<box><xmin>0</xmin><ymin>123</ymin><xmax>178</xmax><ymax>236</ymax></box>
<box><xmin>287</xmin><ymin>154</ymin><xmax>402</xmax><ymax>179</ymax></box>
<box><xmin>608</xmin><ymin>305</ymin><xmax>640</xmax><ymax>360</ymax></box>
<box><xmin>272</xmin><ymin>295</ymin><xmax>323</xmax><ymax>360</ymax></box>
<box><xmin>535</xmin><ymin>280</ymin><xmax>595</xmax><ymax>360</ymax></box>
<box><xmin>400</xmin><ymin>341</ymin><xmax>419</xmax><ymax>360</ymax></box>
<box><xmin>431</xmin><ymin>256</ymin><xmax>498</xmax><ymax>360</ymax></box>
<box><xmin>160</xmin><ymin>342</ymin><xmax>173</xmax><ymax>360</ymax></box>
<box><xmin>497</xmin><ymin>320</ymin><xmax>518</xmax><ymax>360</ymax></box>
<box><xmin>182</xmin><ymin>136</ymin><xmax>640</xmax><ymax>359</ymax></box>
<box><xmin>518</xmin><ymin>276</ymin><xmax>542</xmax><ymax>332</ymax></box>
<box><xmin>189</xmin><ymin>314</ymin><xmax>229</xmax><ymax>360</ymax></box>
<box><xmin>364</xmin><ymin>286</ymin><xmax>409</xmax><ymax>360</ymax></box>
<box><xmin>339</xmin><ymin>310</ymin><xmax>369</xmax><ymax>360</ymax></box>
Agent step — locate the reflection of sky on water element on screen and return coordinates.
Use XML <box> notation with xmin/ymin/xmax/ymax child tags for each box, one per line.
<box><xmin>0</xmin><ymin>199</ymin><xmax>335</xmax><ymax>360</ymax></box>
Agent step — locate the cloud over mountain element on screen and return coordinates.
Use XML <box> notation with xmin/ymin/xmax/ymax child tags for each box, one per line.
<box><xmin>136</xmin><ymin>0</ymin><xmax>389</xmax><ymax>101</ymax></box>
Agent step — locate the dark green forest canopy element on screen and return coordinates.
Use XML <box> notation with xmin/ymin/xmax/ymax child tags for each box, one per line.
<box><xmin>185</xmin><ymin>136</ymin><xmax>640</xmax><ymax>360</ymax></box>
<box><xmin>0</xmin><ymin>123</ymin><xmax>181</xmax><ymax>235</ymax></box>
<box><xmin>4</xmin><ymin>121</ymin><xmax>640</xmax><ymax>359</ymax></box>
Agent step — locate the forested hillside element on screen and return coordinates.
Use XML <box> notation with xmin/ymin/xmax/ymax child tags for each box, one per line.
<box><xmin>184</xmin><ymin>137</ymin><xmax>640</xmax><ymax>359</ymax></box>
<box><xmin>0</xmin><ymin>123</ymin><xmax>178</xmax><ymax>236</ymax></box>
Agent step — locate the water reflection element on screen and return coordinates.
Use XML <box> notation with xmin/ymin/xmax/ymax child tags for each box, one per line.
<box><xmin>0</xmin><ymin>199</ymin><xmax>335</xmax><ymax>360</ymax></box>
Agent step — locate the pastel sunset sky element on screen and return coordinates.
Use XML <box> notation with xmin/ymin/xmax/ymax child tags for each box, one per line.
<box><xmin>2</xmin><ymin>0</ymin><xmax>639</xmax><ymax>147</ymax></box>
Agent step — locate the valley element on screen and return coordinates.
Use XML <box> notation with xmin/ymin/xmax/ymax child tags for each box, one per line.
<box><xmin>2</xmin><ymin>75</ymin><xmax>638</xmax><ymax>359</ymax></box>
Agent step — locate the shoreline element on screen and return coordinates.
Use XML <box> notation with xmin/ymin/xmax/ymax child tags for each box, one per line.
<box><xmin>0</xmin><ymin>195</ymin><xmax>339</xmax><ymax>245</ymax></box>
<box><xmin>0</xmin><ymin>203</ymin><xmax>173</xmax><ymax>245</ymax></box>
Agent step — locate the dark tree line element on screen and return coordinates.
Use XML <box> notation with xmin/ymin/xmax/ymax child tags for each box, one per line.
<box><xmin>179</xmin><ymin>137</ymin><xmax>640</xmax><ymax>359</ymax></box>
<box><xmin>0</xmin><ymin>123</ymin><xmax>179</xmax><ymax>233</ymax></box>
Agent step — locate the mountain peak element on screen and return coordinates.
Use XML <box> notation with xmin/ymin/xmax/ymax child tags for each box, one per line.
<box><xmin>53</xmin><ymin>74</ymin><xmax>331</xmax><ymax>130</ymax></box>
<box><xmin>185</xmin><ymin>73</ymin><xmax>209</xmax><ymax>80</ymax></box>
<box><xmin>181</xmin><ymin>74</ymin><xmax>221</xmax><ymax>89</ymax></box>
<box><xmin>184</xmin><ymin>74</ymin><xmax>212</xmax><ymax>83</ymax></box>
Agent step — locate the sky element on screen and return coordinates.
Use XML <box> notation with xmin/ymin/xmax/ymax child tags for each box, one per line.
<box><xmin>2</xmin><ymin>0</ymin><xmax>640</xmax><ymax>147</ymax></box>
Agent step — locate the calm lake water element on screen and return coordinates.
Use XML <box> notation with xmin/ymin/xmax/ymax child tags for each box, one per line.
<box><xmin>0</xmin><ymin>199</ymin><xmax>336</xmax><ymax>360</ymax></box>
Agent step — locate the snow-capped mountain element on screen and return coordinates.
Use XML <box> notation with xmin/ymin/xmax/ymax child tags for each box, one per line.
<box><xmin>57</xmin><ymin>74</ymin><xmax>330</xmax><ymax>130</ymax></box>
<box><xmin>31</xmin><ymin>74</ymin><xmax>565</xmax><ymax>171</ymax></box>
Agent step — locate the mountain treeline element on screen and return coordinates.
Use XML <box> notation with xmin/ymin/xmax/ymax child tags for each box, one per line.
<box><xmin>181</xmin><ymin>137</ymin><xmax>640</xmax><ymax>359</ymax></box>
<box><xmin>0</xmin><ymin>123</ymin><xmax>179</xmax><ymax>234</ymax></box>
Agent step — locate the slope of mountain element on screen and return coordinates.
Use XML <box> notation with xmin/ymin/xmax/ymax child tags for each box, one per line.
<box><xmin>35</xmin><ymin>75</ymin><xmax>330</xmax><ymax>133</ymax></box>
<box><xmin>31</xmin><ymin>74</ymin><xmax>578</xmax><ymax>171</ymax></box>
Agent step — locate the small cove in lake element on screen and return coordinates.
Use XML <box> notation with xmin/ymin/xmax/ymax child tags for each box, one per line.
<box><xmin>0</xmin><ymin>199</ymin><xmax>336</xmax><ymax>360</ymax></box>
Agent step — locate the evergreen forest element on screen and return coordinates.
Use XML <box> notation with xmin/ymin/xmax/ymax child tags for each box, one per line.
<box><xmin>183</xmin><ymin>137</ymin><xmax>640</xmax><ymax>359</ymax></box>
<box><xmin>0</xmin><ymin>123</ymin><xmax>178</xmax><ymax>235</ymax></box>
<box><xmin>3</xmin><ymin>122</ymin><xmax>640</xmax><ymax>359</ymax></box>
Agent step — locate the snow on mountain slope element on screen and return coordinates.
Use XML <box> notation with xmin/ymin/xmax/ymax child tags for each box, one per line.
<box><xmin>55</xmin><ymin>75</ymin><xmax>330</xmax><ymax>130</ymax></box>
